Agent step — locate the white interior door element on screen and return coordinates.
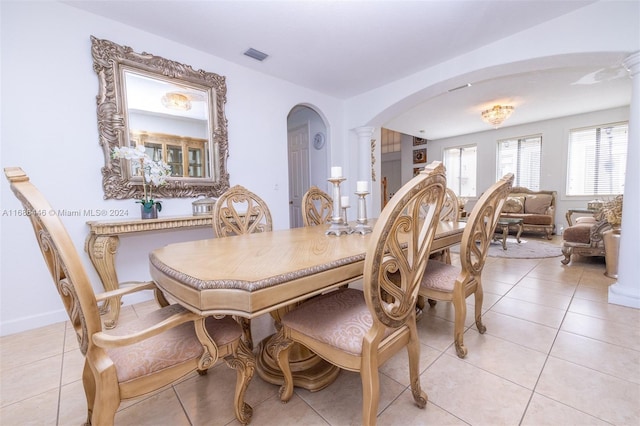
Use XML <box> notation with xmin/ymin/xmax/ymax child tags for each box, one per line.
<box><xmin>288</xmin><ymin>124</ymin><xmax>310</xmax><ymax>228</ymax></box>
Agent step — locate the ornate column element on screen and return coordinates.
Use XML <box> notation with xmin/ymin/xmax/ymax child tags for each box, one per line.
<box><xmin>353</xmin><ymin>126</ymin><xmax>375</xmax><ymax>218</ymax></box>
<box><xmin>354</xmin><ymin>126</ymin><xmax>375</xmax><ymax>182</ymax></box>
<box><xmin>609</xmin><ymin>51</ymin><xmax>640</xmax><ymax>309</ymax></box>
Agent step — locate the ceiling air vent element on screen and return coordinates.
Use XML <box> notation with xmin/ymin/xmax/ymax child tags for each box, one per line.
<box><xmin>244</xmin><ymin>48</ymin><xmax>268</xmax><ymax>62</ymax></box>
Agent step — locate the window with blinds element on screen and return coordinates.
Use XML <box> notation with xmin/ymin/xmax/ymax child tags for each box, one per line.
<box><xmin>381</xmin><ymin>127</ymin><xmax>402</xmax><ymax>153</ymax></box>
<box><xmin>566</xmin><ymin>122</ymin><xmax>628</xmax><ymax>196</ymax></box>
<box><xmin>496</xmin><ymin>135</ymin><xmax>541</xmax><ymax>190</ymax></box>
<box><xmin>443</xmin><ymin>145</ymin><xmax>477</xmax><ymax>197</ymax></box>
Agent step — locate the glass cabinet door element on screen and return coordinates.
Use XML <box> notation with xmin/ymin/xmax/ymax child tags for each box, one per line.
<box><xmin>167</xmin><ymin>145</ymin><xmax>183</xmax><ymax>177</ymax></box>
<box><xmin>188</xmin><ymin>146</ymin><xmax>204</xmax><ymax>177</ymax></box>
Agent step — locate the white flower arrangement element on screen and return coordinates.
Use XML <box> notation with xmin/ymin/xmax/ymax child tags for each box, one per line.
<box><xmin>112</xmin><ymin>145</ymin><xmax>172</xmax><ymax>209</ymax></box>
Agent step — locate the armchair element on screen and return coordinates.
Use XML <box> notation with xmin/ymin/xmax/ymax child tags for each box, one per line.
<box><xmin>5</xmin><ymin>167</ymin><xmax>255</xmax><ymax>425</ymax></box>
<box><xmin>561</xmin><ymin>215</ymin><xmax>611</xmax><ymax>265</ymax></box>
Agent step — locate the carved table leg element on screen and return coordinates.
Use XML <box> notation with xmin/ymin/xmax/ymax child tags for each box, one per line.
<box><xmin>256</xmin><ymin>306</ymin><xmax>340</xmax><ymax>392</ymax></box>
<box><xmin>85</xmin><ymin>234</ymin><xmax>122</xmax><ymax>329</ymax></box>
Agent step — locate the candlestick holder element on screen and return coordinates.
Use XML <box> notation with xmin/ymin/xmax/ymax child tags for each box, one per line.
<box><xmin>341</xmin><ymin>206</ymin><xmax>350</xmax><ymax>225</ymax></box>
<box><xmin>326</xmin><ymin>177</ymin><xmax>352</xmax><ymax>236</ymax></box>
<box><xmin>353</xmin><ymin>191</ymin><xmax>372</xmax><ymax>234</ymax></box>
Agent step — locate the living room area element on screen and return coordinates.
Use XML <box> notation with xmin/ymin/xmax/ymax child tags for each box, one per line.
<box><xmin>2</xmin><ymin>1</ymin><xmax>639</xmax><ymax>425</ymax></box>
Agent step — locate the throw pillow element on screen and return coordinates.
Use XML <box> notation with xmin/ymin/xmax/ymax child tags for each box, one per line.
<box><xmin>525</xmin><ymin>194</ymin><xmax>552</xmax><ymax>214</ymax></box>
<box><xmin>502</xmin><ymin>196</ymin><xmax>524</xmax><ymax>213</ymax></box>
<box><xmin>575</xmin><ymin>216</ymin><xmax>596</xmax><ymax>224</ymax></box>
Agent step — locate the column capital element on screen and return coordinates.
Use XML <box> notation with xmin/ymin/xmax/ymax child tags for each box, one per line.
<box><xmin>623</xmin><ymin>51</ymin><xmax>640</xmax><ymax>77</ymax></box>
<box><xmin>353</xmin><ymin>126</ymin><xmax>375</xmax><ymax>139</ymax></box>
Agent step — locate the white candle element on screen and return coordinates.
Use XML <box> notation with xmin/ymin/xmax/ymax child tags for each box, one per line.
<box><xmin>341</xmin><ymin>195</ymin><xmax>350</xmax><ymax>208</ymax></box>
<box><xmin>331</xmin><ymin>166</ymin><xmax>342</xmax><ymax>178</ymax></box>
<box><xmin>356</xmin><ymin>180</ymin><xmax>369</xmax><ymax>192</ymax></box>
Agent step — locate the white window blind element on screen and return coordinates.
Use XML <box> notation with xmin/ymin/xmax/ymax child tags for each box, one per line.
<box><xmin>443</xmin><ymin>145</ymin><xmax>477</xmax><ymax>197</ymax></box>
<box><xmin>497</xmin><ymin>135</ymin><xmax>541</xmax><ymax>190</ymax></box>
<box><xmin>566</xmin><ymin>122</ymin><xmax>628</xmax><ymax>196</ymax></box>
<box><xmin>381</xmin><ymin>128</ymin><xmax>401</xmax><ymax>153</ymax></box>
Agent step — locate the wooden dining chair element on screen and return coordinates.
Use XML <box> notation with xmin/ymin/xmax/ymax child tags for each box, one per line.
<box><xmin>212</xmin><ymin>184</ymin><xmax>273</xmax><ymax>237</ymax></box>
<box><xmin>274</xmin><ymin>161</ymin><xmax>447</xmax><ymax>425</ymax></box>
<box><xmin>430</xmin><ymin>187</ymin><xmax>461</xmax><ymax>264</ymax></box>
<box><xmin>419</xmin><ymin>173</ymin><xmax>514</xmax><ymax>358</ymax></box>
<box><xmin>302</xmin><ymin>185</ymin><xmax>333</xmax><ymax>226</ymax></box>
<box><xmin>440</xmin><ymin>187</ymin><xmax>460</xmax><ymax>222</ymax></box>
<box><xmin>212</xmin><ymin>184</ymin><xmax>273</xmax><ymax>349</ymax></box>
<box><xmin>4</xmin><ymin>167</ymin><xmax>255</xmax><ymax>425</ymax></box>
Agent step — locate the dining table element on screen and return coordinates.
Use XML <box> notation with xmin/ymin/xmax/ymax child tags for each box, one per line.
<box><xmin>149</xmin><ymin>219</ymin><xmax>465</xmax><ymax>391</ymax></box>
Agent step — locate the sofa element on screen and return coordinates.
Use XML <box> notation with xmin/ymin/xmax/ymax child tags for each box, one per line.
<box><xmin>499</xmin><ymin>187</ymin><xmax>556</xmax><ymax>239</ymax></box>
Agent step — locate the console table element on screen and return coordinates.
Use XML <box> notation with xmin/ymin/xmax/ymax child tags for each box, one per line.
<box><xmin>85</xmin><ymin>215</ymin><xmax>213</xmax><ymax>328</ymax></box>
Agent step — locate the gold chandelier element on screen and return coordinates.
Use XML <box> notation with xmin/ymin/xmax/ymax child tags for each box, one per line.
<box><xmin>161</xmin><ymin>92</ymin><xmax>192</xmax><ymax>111</ymax></box>
<box><xmin>481</xmin><ymin>105</ymin><xmax>514</xmax><ymax>128</ymax></box>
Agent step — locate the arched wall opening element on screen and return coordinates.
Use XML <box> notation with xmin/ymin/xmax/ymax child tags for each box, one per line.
<box><xmin>287</xmin><ymin>104</ymin><xmax>329</xmax><ymax>227</ymax></box>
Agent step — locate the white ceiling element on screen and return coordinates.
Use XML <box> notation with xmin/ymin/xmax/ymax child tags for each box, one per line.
<box><xmin>65</xmin><ymin>0</ymin><xmax>633</xmax><ymax>140</ymax></box>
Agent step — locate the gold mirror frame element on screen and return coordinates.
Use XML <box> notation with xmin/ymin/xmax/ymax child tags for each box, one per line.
<box><xmin>91</xmin><ymin>36</ymin><xmax>229</xmax><ymax>199</ymax></box>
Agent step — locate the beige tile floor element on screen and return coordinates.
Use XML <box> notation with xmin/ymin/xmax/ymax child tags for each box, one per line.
<box><xmin>2</xmin><ymin>238</ymin><xmax>639</xmax><ymax>425</ymax></box>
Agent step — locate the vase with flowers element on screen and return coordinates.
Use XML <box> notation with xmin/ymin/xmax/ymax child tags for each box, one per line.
<box><xmin>601</xmin><ymin>194</ymin><xmax>623</xmax><ymax>278</ymax></box>
<box><xmin>112</xmin><ymin>145</ymin><xmax>172</xmax><ymax>219</ymax></box>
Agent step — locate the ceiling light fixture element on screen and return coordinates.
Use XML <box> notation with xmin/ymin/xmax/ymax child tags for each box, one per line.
<box><xmin>481</xmin><ymin>105</ymin><xmax>514</xmax><ymax>128</ymax></box>
<box><xmin>161</xmin><ymin>92</ymin><xmax>191</xmax><ymax>111</ymax></box>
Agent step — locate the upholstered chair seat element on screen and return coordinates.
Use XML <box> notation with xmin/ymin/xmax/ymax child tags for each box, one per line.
<box><xmin>107</xmin><ymin>305</ymin><xmax>242</xmax><ymax>383</ymax></box>
<box><xmin>421</xmin><ymin>261</ymin><xmax>458</xmax><ymax>292</ymax></box>
<box><xmin>281</xmin><ymin>288</ymin><xmax>394</xmax><ymax>356</ymax></box>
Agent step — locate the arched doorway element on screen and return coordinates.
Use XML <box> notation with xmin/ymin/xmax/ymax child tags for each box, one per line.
<box><xmin>287</xmin><ymin>105</ymin><xmax>328</xmax><ymax>228</ymax></box>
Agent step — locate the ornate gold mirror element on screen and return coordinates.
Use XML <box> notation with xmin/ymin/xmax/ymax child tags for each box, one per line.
<box><xmin>91</xmin><ymin>36</ymin><xmax>229</xmax><ymax>199</ymax></box>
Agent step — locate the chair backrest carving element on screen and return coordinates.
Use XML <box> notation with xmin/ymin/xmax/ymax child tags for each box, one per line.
<box><xmin>302</xmin><ymin>186</ymin><xmax>333</xmax><ymax>226</ymax></box>
<box><xmin>364</xmin><ymin>161</ymin><xmax>446</xmax><ymax>328</ymax></box>
<box><xmin>460</xmin><ymin>173</ymin><xmax>514</xmax><ymax>276</ymax></box>
<box><xmin>4</xmin><ymin>167</ymin><xmax>101</xmax><ymax>355</ymax></box>
<box><xmin>212</xmin><ymin>185</ymin><xmax>273</xmax><ymax>237</ymax></box>
<box><xmin>439</xmin><ymin>187</ymin><xmax>460</xmax><ymax>222</ymax></box>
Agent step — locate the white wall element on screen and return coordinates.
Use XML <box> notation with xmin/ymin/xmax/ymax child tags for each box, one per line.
<box><xmin>0</xmin><ymin>2</ymin><xmax>342</xmax><ymax>336</ymax></box>
<box><xmin>426</xmin><ymin>106</ymin><xmax>630</xmax><ymax>230</ymax></box>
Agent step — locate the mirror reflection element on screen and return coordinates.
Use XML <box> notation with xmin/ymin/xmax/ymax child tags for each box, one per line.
<box><xmin>91</xmin><ymin>36</ymin><xmax>229</xmax><ymax>200</ymax></box>
<box><xmin>125</xmin><ymin>71</ymin><xmax>210</xmax><ymax>179</ymax></box>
